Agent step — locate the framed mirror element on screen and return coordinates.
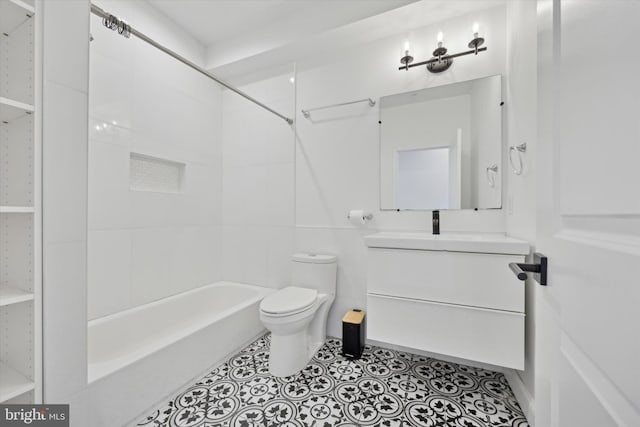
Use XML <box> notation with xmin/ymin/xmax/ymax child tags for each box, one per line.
<box><xmin>379</xmin><ymin>75</ymin><xmax>502</xmax><ymax>210</ymax></box>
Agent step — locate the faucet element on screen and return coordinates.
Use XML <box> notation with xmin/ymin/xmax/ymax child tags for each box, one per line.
<box><xmin>432</xmin><ymin>210</ymin><xmax>440</xmax><ymax>235</ymax></box>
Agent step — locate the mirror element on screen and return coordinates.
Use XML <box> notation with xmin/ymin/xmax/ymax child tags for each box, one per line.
<box><xmin>380</xmin><ymin>75</ymin><xmax>502</xmax><ymax>210</ymax></box>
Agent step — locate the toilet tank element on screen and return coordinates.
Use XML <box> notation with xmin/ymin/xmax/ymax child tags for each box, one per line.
<box><xmin>291</xmin><ymin>253</ymin><xmax>337</xmax><ymax>295</ymax></box>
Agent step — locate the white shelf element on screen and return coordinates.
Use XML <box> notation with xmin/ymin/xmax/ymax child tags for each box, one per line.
<box><xmin>0</xmin><ymin>285</ymin><xmax>34</xmax><ymax>307</ymax></box>
<box><xmin>0</xmin><ymin>97</ymin><xmax>35</xmax><ymax>123</ymax></box>
<box><xmin>0</xmin><ymin>206</ymin><xmax>34</xmax><ymax>213</ymax></box>
<box><xmin>0</xmin><ymin>361</ymin><xmax>35</xmax><ymax>402</ymax></box>
<box><xmin>0</xmin><ymin>0</ymin><xmax>34</xmax><ymax>36</ymax></box>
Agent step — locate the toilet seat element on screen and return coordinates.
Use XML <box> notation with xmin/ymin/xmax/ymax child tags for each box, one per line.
<box><xmin>260</xmin><ymin>286</ymin><xmax>318</xmax><ymax>317</ymax></box>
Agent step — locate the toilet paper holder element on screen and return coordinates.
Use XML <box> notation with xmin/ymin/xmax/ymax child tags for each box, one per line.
<box><xmin>347</xmin><ymin>210</ymin><xmax>374</xmax><ymax>222</ymax></box>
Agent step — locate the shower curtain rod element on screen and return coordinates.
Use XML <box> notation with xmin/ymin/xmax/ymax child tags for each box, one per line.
<box><xmin>90</xmin><ymin>4</ymin><xmax>294</xmax><ymax>125</ymax></box>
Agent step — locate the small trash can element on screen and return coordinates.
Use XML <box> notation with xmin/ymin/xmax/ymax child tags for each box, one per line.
<box><xmin>342</xmin><ymin>309</ymin><xmax>365</xmax><ymax>359</ymax></box>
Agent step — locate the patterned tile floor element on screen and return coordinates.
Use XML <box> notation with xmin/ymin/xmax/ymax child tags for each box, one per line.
<box><xmin>135</xmin><ymin>333</ymin><xmax>529</xmax><ymax>426</ymax></box>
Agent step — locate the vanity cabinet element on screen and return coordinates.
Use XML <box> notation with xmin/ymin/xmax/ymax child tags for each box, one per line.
<box><xmin>365</xmin><ymin>233</ymin><xmax>528</xmax><ymax>370</ymax></box>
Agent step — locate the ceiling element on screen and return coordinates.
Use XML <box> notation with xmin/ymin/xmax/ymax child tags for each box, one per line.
<box><xmin>146</xmin><ymin>0</ymin><xmax>418</xmax><ymax>47</ymax></box>
<box><xmin>146</xmin><ymin>0</ymin><xmax>505</xmax><ymax>82</ymax></box>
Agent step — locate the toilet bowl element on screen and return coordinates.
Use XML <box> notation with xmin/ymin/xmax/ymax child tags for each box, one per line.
<box><xmin>259</xmin><ymin>253</ymin><xmax>337</xmax><ymax>377</ymax></box>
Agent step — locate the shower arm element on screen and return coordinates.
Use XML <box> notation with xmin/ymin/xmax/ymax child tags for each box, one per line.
<box><xmin>90</xmin><ymin>4</ymin><xmax>294</xmax><ymax>126</ymax></box>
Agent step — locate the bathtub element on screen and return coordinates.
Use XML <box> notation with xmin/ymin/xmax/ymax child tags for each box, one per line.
<box><xmin>86</xmin><ymin>281</ymin><xmax>272</xmax><ymax>426</ymax></box>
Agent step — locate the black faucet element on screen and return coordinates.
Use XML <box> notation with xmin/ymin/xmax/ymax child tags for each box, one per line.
<box><xmin>432</xmin><ymin>210</ymin><xmax>440</xmax><ymax>235</ymax></box>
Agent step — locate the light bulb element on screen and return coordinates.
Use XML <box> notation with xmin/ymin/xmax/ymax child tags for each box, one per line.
<box><xmin>111</xmin><ymin>120</ymin><xmax>118</xmax><ymax>125</ymax></box>
<box><xmin>472</xmin><ymin>22</ymin><xmax>480</xmax><ymax>38</ymax></box>
<box><xmin>436</xmin><ymin>31</ymin><xmax>444</xmax><ymax>48</ymax></box>
<box><xmin>289</xmin><ymin>77</ymin><xmax>295</xmax><ymax>84</ymax></box>
<box><xmin>403</xmin><ymin>40</ymin><xmax>411</xmax><ymax>55</ymax></box>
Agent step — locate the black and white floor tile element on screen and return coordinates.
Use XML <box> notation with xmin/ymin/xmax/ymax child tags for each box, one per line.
<box><xmin>135</xmin><ymin>334</ymin><xmax>529</xmax><ymax>426</ymax></box>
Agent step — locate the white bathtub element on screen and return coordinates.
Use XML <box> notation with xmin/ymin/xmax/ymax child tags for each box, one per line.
<box><xmin>86</xmin><ymin>281</ymin><xmax>272</xmax><ymax>426</ymax></box>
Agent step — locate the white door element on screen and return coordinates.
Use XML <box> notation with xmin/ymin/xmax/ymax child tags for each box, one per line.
<box><xmin>535</xmin><ymin>1</ymin><xmax>640</xmax><ymax>426</ymax></box>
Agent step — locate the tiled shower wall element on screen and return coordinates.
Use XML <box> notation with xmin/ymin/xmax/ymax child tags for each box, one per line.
<box><xmin>87</xmin><ymin>1</ymin><xmax>223</xmax><ymax>320</ymax></box>
<box><xmin>221</xmin><ymin>73</ymin><xmax>296</xmax><ymax>289</ymax></box>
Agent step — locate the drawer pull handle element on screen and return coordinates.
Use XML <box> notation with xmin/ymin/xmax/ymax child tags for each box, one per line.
<box><xmin>509</xmin><ymin>253</ymin><xmax>547</xmax><ymax>286</ymax></box>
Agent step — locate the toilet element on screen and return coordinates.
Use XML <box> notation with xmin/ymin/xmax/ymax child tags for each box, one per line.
<box><xmin>259</xmin><ymin>253</ymin><xmax>337</xmax><ymax>377</ymax></box>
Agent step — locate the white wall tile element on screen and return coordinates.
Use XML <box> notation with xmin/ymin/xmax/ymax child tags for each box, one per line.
<box><xmin>265</xmin><ymin>163</ymin><xmax>295</xmax><ymax>227</ymax></box>
<box><xmin>43</xmin><ymin>82</ymin><xmax>89</xmax><ymax>243</ymax></box>
<box><xmin>221</xmin><ymin>225</ymin><xmax>249</xmax><ymax>282</ymax></box>
<box><xmin>168</xmin><ymin>226</ymin><xmax>222</xmax><ymax>295</ymax></box>
<box><xmin>221</xmin><ymin>70</ymin><xmax>297</xmax><ymax>290</ymax></box>
<box><xmin>88</xmin><ymin>230</ymin><xmax>131</xmax><ymax>319</ymax></box>
<box><xmin>43</xmin><ymin>241</ymin><xmax>88</xmax><ymax>401</ymax></box>
<box><xmin>88</xmin><ymin>1</ymin><xmax>223</xmax><ymax>317</ymax></box>
<box><xmin>43</xmin><ymin>0</ymin><xmax>90</xmax><ymax>92</ymax></box>
<box><xmin>42</xmin><ymin>0</ymin><xmax>90</xmax><ymax>407</ymax></box>
<box><xmin>88</xmin><ymin>141</ymin><xmax>130</xmax><ymax>230</ymax></box>
<box><xmin>182</xmin><ymin>164</ymin><xmax>222</xmax><ymax>226</ymax></box>
<box><xmin>130</xmin><ymin>228</ymin><xmax>173</xmax><ymax>306</ymax></box>
<box><xmin>266</xmin><ymin>226</ymin><xmax>295</xmax><ymax>289</ymax></box>
<box><xmin>89</xmin><ymin>48</ymin><xmax>133</xmax><ymax>130</ymax></box>
<box><xmin>268</xmin><ymin>119</ymin><xmax>296</xmax><ymax>164</ymax></box>
<box><xmin>222</xmin><ymin>165</ymin><xmax>267</xmax><ymax>226</ymax></box>
<box><xmin>221</xmin><ymin>225</ymin><xmax>268</xmax><ymax>285</ymax></box>
<box><xmin>242</xmin><ymin>228</ymin><xmax>269</xmax><ymax>286</ymax></box>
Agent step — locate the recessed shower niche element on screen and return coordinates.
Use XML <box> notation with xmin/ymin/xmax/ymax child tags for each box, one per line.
<box><xmin>129</xmin><ymin>153</ymin><xmax>185</xmax><ymax>193</ymax></box>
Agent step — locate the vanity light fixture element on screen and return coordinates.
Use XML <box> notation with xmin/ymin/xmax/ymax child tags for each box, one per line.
<box><xmin>399</xmin><ymin>23</ymin><xmax>487</xmax><ymax>73</ymax></box>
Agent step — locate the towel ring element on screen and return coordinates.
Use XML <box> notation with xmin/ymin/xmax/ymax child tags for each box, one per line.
<box><xmin>486</xmin><ymin>164</ymin><xmax>498</xmax><ymax>188</ymax></box>
<box><xmin>509</xmin><ymin>142</ymin><xmax>527</xmax><ymax>175</ymax></box>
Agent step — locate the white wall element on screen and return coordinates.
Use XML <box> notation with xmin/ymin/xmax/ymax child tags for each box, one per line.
<box><xmin>42</xmin><ymin>0</ymin><xmax>90</xmax><ymax>415</ymax></box>
<box><xmin>43</xmin><ymin>0</ymin><xmax>223</xmax><ymax>424</ymax></box>
<box><xmin>295</xmin><ymin>6</ymin><xmax>507</xmax><ymax>338</ymax></box>
<box><xmin>87</xmin><ymin>2</ymin><xmax>223</xmax><ymax>320</ymax></box>
<box><xmin>470</xmin><ymin>74</ymin><xmax>502</xmax><ymax>208</ymax></box>
<box><xmin>221</xmin><ymin>73</ymin><xmax>296</xmax><ymax>289</ymax></box>
<box><xmin>505</xmin><ymin>0</ymin><xmax>538</xmax><ymax>423</ymax></box>
<box><xmin>221</xmin><ymin>6</ymin><xmax>508</xmax><ymax>339</ymax></box>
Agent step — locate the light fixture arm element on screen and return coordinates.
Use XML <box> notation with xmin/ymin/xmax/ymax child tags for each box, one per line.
<box><xmin>399</xmin><ymin>26</ymin><xmax>487</xmax><ymax>74</ymax></box>
<box><xmin>399</xmin><ymin>46</ymin><xmax>488</xmax><ymax>72</ymax></box>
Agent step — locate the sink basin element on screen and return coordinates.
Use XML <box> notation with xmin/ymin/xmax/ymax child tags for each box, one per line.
<box><xmin>364</xmin><ymin>232</ymin><xmax>529</xmax><ymax>255</ymax></box>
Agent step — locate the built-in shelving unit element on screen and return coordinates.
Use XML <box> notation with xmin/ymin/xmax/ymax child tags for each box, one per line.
<box><xmin>0</xmin><ymin>285</ymin><xmax>34</xmax><ymax>306</ymax></box>
<box><xmin>1</xmin><ymin>97</ymin><xmax>35</xmax><ymax>122</ymax></box>
<box><xmin>0</xmin><ymin>206</ymin><xmax>34</xmax><ymax>213</ymax></box>
<box><xmin>0</xmin><ymin>361</ymin><xmax>35</xmax><ymax>402</ymax></box>
<box><xmin>0</xmin><ymin>0</ymin><xmax>41</xmax><ymax>404</ymax></box>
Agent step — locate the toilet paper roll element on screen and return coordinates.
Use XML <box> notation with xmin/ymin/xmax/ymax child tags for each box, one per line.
<box><xmin>348</xmin><ymin>210</ymin><xmax>367</xmax><ymax>225</ymax></box>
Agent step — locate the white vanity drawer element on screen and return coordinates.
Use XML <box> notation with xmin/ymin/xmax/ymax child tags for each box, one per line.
<box><xmin>367</xmin><ymin>248</ymin><xmax>524</xmax><ymax>312</ymax></box>
<box><xmin>366</xmin><ymin>294</ymin><xmax>524</xmax><ymax>370</ymax></box>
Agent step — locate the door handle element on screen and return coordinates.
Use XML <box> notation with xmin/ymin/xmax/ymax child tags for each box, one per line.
<box><xmin>509</xmin><ymin>252</ymin><xmax>547</xmax><ymax>286</ymax></box>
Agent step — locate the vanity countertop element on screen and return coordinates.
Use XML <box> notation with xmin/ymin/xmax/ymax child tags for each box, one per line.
<box><xmin>364</xmin><ymin>232</ymin><xmax>530</xmax><ymax>255</ymax></box>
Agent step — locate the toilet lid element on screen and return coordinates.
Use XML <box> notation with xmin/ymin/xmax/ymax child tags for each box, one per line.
<box><xmin>260</xmin><ymin>286</ymin><xmax>318</xmax><ymax>315</ymax></box>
